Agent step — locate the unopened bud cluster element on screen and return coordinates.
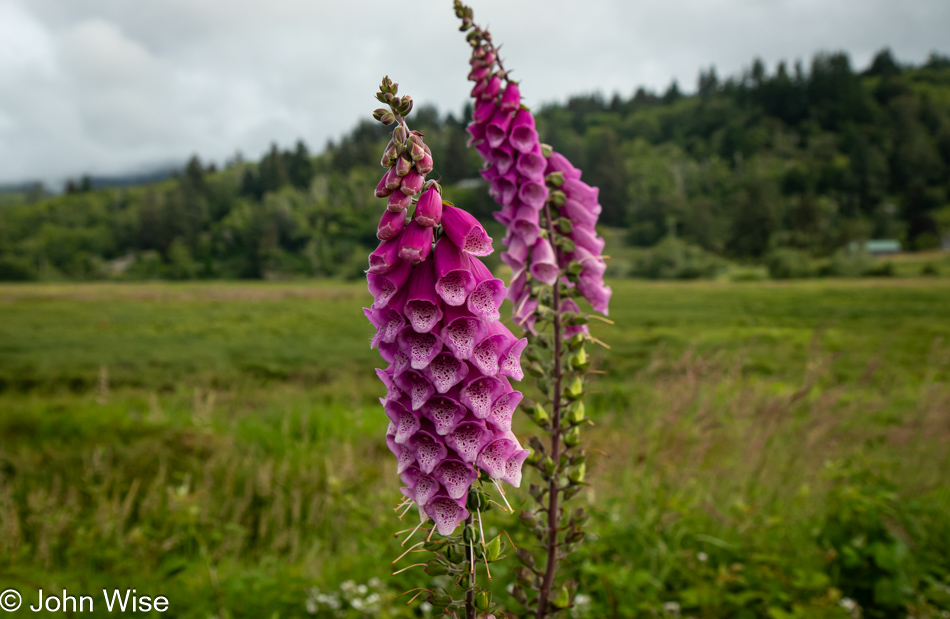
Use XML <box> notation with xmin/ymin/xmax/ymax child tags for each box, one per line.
<box><xmin>366</xmin><ymin>76</ymin><xmax>531</xmax><ymax>539</ymax></box>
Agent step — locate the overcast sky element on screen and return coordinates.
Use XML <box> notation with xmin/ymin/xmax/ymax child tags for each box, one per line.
<box><xmin>1</xmin><ymin>0</ymin><xmax>948</xmax><ymax>187</ymax></box>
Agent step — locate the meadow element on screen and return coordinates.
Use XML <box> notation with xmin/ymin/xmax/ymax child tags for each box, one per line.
<box><xmin>1</xmin><ymin>279</ymin><xmax>949</xmax><ymax>618</ymax></box>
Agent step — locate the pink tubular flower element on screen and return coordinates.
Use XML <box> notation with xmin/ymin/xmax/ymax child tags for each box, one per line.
<box><xmin>460</xmin><ymin>42</ymin><xmax>611</xmax><ymax>324</ymax></box>
<box><xmin>366</xmin><ymin>85</ymin><xmax>527</xmax><ymax>537</ymax></box>
<box><xmin>441</xmin><ymin>205</ymin><xmax>494</xmax><ymax>256</ymax></box>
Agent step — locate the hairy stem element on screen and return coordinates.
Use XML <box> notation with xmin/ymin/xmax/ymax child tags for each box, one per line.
<box><xmin>536</xmin><ymin>204</ymin><xmax>563</xmax><ymax>618</ymax></box>
<box><xmin>466</xmin><ymin>511</ymin><xmax>476</xmax><ymax>619</ymax></box>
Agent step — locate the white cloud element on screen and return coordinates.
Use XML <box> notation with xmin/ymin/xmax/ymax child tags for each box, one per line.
<box><xmin>0</xmin><ymin>0</ymin><xmax>948</xmax><ymax>186</ymax></box>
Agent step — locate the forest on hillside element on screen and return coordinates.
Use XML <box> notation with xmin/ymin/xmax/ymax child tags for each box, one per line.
<box><xmin>1</xmin><ymin>48</ymin><xmax>949</xmax><ymax>281</ymax></box>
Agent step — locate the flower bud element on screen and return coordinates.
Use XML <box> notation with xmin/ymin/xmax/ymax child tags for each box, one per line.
<box><xmin>395</xmin><ymin>154</ymin><xmax>413</xmax><ymax>177</ymax></box>
<box><xmin>384</xmin><ymin>166</ymin><xmax>402</xmax><ymax>191</ymax></box>
<box><xmin>387</xmin><ymin>190</ymin><xmax>412</xmax><ymax>213</ymax></box>
<box><xmin>393</xmin><ymin>125</ymin><xmax>408</xmax><ymax>144</ymax></box>
<box><xmin>398</xmin><ymin>95</ymin><xmax>413</xmax><ymax>116</ymax></box>
<box><xmin>375</xmin><ymin>171</ymin><xmax>393</xmax><ymax>198</ymax></box>
<box><xmin>414</xmin><ymin>186</ymin><xmax>443</xmax><ymax>227</ymax></box>
<box><xmin>400</xmin><ymin>169</ymin><xmax>425</xmax><ymax>196</ymax></box>
<box><xmin>377</xmin><ymin>209</ymin><xmax>406</xmax><ymax>240</ymax></box>
<box><xmin>398</xmin><ymin>220</ymin><xmax>434</xmax><ymax>263</ymax></box>
<box><xmin>373</xmin><ymin>108</ymin><xmax>396</xmax><ymax>125</ymax></box>
<box><xmin>408</xmin><ymin>134</ymin><xmax>426</xmax><ymax>162</ymax></box>
<box><xmin>380</xmin><ymin>141</ymin><xmax>398</xmax><ymax>168</ymax></box>
<box><xmin>482</xmin><ymin>75</ymin><xmax>501</xmax><ymax>100</ymax></box>
<box><xmin>415</xmin><ymin>149</ymin><xmax>434</xmax><ymax>175</ymax></box>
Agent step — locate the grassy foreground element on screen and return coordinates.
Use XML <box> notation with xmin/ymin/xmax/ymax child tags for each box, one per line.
<box><xmin>1</xmin><ymin>279</ymin><xmax>949</xmax><ymax>618</ymax></box>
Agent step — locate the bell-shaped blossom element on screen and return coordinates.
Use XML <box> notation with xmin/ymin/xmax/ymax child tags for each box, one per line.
<box><xmin>433</xmin><ymin>239</ymin><xmax>476</xmax><ymax>306</ymax></box>
<box><xmin>425</xmin><ymin>494</ymin><xmax>469</xmax><ymax>536</ymax></box>
<box><xmin>508</xmin><ymin>109</ymin><xmax>538</xmax><ymax>154</ymax></box>
<box><xmin>467</xmin><ymin>260</ymin><xmax>506</xmax><ymax>322</ymax></box>
<box><xmin>404</xmin><ymin>259</ymin><xmax>443</xmax><ymax>333</ymax></box>
<box><xmin>529</xmin><ymin>237</ymin><xmax>559</xmax><ymax>285</ymax></box>
<box><xmin>441</xmin><ymin>205</ymin><xmax>494</xmax><ymax>256</ymax></box>
<box><xmin>367</xmin><ymin>103</ymin><xmax>527</xmax><ymax>537</ymax></box>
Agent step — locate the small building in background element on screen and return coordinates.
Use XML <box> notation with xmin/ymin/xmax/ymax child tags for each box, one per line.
<box><xmin>847</xmin><ymin>239</ymin><xmax>902</xmax><ymax>256</ymax></box>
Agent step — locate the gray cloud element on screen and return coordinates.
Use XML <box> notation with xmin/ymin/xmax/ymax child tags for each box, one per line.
<box><xmin>0</xmin><ymin>0</ymin><xmax>948</xmax><ymax>186</ymax></box>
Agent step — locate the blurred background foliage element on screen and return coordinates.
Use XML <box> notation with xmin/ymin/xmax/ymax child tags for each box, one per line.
<box><xmin>2</xmin><ymin>49</ymin><xmax>950</xmax><ymax>283</ymax></box>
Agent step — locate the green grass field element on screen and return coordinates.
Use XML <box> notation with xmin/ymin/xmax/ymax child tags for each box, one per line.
<box><xmin>1</xmin><ymin>279</ymin><xmax>949</xmax><ymax>618</ymax></box>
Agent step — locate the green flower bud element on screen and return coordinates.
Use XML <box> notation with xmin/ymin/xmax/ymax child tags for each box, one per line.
<box><xmin>424</xmin><ymin>560</ymin><xmax>449</xmax><ymax>576</ymax></box>
<box><xmin>565</xmin><ymin>376</ymin><xmax>584</xmax><ymax>400</ymax></box>
<box><xmin>541</xmin><ymin>143</ymin><xmax>553</xmax><ymax>157</ymax></box>
<box><xmin>551</xmin><ymin>585</ymin><xmax>571</xmax><ymax>609</ymax></box>
<box><xmin>545</xmin><ymin>171</ymin><xmax>565</xmax><ymax>187</ymax></box>
<box><xmin>569</xmin><ymin>462</ymin><xmax>586</xmax><ymax>483</ymax></box>
<box><xmin>427</xmin><ymin>588</ymin><xmax>453</xmax><ymax>607</ymax></box>
<box><xmin>533</xmin><ymin>403</ymin><xmax>550</xmax><ymax>426</ymax></box>
<box><xmin>568</xmin><ymin>401</ymin><xmax>586</xmax><ymax>424</ymax></box>
<box><xmin>571</xmin><ymin>346</ymin><xmax>590</xmax><ymax>370</ymax></box>
<box><xmin>485</xmin><ymin>535</ymin><xmax>502</xmax><ymax>561</ymax></box>
<box><xmin>475</xmin><ymin>591</ymin><xmax>491</xmax><ymax>611</ymax></box>
<box><xmin>557</xmin><ymin>217</ymin><xmax>573</xmax><ymax>234</ymax></box>
<box><xmin>564</xmin><ymin>427</ymin><xmax>581</xmax><ymax>448</ymax></box>
<box><xmin>548</xmin><ymin>189</ymin><xmax>567</xmax><ymax>206</ymax></box>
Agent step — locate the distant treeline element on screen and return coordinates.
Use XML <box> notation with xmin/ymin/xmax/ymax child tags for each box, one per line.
<box><xmin>1</xmin><ymin>48</ymin><xmax>949</xmax><ymax>281</ymax></box>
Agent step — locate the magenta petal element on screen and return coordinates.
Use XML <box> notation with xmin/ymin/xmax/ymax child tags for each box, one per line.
<box><xmin>434</xmin><ymin>239</ymin><xmax>476</xmax><ymax>306</ymax></box>
<box><xmin>545</xmin><ymin>151</ymin><xmax>582</xmax><ymax>180</ymax></box>
<box><xmin>433</xmin><ymin>460</ymin><xmax>478</xmax><ymax>500</ymax></box>
<box><xmin>467</xmin><ymin>261</ymin><xmax>506</xmax><ymax>323</ymax></box>
<box><xmin>469</xmin><ymin>65</ymin><xmax>490</xmax><ymax>82</ymax></box>
<box><xmin>498</xmin><ymin>337</ymin><xmax>527</xmax><ymax>381</ymax></box>
<box><xmin>421</xmin><ymin>396</ymin><xmax>468</xmax><ymax>435</ymax></box>
<box><xmin>384</xmin><ymin>166</ymin><xmax>403</xmax><ymax>191</ymax></box>
<box><xmin>366</xmin><ymin>297</ymin><xmax>405</xmax><ymax>348</ymax></box>
<box><xmin>472</xmin><ymin>321</ymin><xmax>518</xmax><ymax>376</ymax></box>
<box><xmin>477</xmin><ymin>437</ymin><xmax>518</xmax><ymax>478</ymax></box>
<box><xmin>424</xmin><ymin>353</ymin><xmax>470</xmax><ymax>394</ymax></box>
<box><xmin>378</xmin><ymin>209</ymin><xmax>406</xmax><ymax>240</ymax></box>
<box><xmin>518</xmin><ymin>180</ymin><xmax>549</xmax><ymax>209</ymax></box>
<box><xmin>569</xmin><ymin>225</ymin><xmax>606</xmax><ymax>255</ymax></box>
<box><xmin>577</xmin><ymin>273</ymin><xmax>613</xmax><ymax>315</ymax></box>
<box><xmin>400</xmin><ymin>169</ymin><xmax>425</xmax><ymax>196</ymax></box>
<box><xmin>491</xmin><ymin>146</ymin><xmax>515</xmax><ymax>175</ymax></box>
<box><xmin>394</xmin><ymin>369</ymin><xmax>436</xmax><ymax>411</ymax></box>
<box><xmin>512</xmin><ymin>207</ymin><xmax>541</xmax><ymax>246</ymax></box>
<box><xmin>509</xmin><ymin>109</ymin><xmax>538</xmax><ymax>153</ymax></box>
<box><xmin>368</xmin><ymin>237</ymin><xmax>401</xmax><ymax>274</ymax></box>
<box><xmin>405</xmin><ymin>259</ymin><xmax>443</xmax><ymax>333</ymax></box>
<box><xmin>491</xmin><ymin>171</ymin><xmax>518</xmax><ymax>205</ymax></box>
<box><xmin>460</xmin><ymin>374</ymin><xmax>507</xmax><ymax>419</ymax></box>
<box><xmin>387</xmin><ymin>435</ymin><xmax>417</xmax><ymax>475</ymax></box>
<box><xmin>400</xmin><ymin>468</ymin><xmax>440</xmax><ymax>507</ymax></box>
<box><xmin>530</xmin><ymin>237</ymin><xmax>559</xmax><ymax>285</ymax></box>
<box><xmin>375</xmin><ymin>367</ymin><xmax>402</xmax><ymax>404</ymax></box>
<box><xmin>368</xmin><ymin>259</ymin><xmax>411</xmax><ymax>309</ymax></box>
<box><xmin>501</xmin><ymin>449</ymin><xmax>531</xmax><ymax>488</ymax></box>
<box><xmin>415</xmin><ymin>186</ymin><xmax>443</xmax><ymax>227</ymax></box>
<box><xmin>398</xmin><ymin>220</ymin><xmax>434</xmax><ymax>263</ymax></box>
<box><xmin>486</xmin><ymin>110</ymin><xmax>515</xmax><ymax>148</ymax></box>
<box><xmin>482</xmin><ymin>75</ymin><xmax>501</xmax><ymax>100</ymax></box>
<box><xmin>396</xmin><ymin>325</ymin><xmax>443</xmax><ymax>370</ymax></box>
<box><xmin>507</xmin><ymin>268</ymin><xmax>527</xmax><ymax>304</ymax></box>
<box><xmin>425</xmin><ymin>494</ymin><xmax>469</xmax><ymax>536</ymax></box>
<box><xmin>440</xmin><ymin>304</ymin><xmax>486</xmax><ymax>360</ymax></box>
<box><xmin>411</xmin><ymin>431</ymin><xmax>448</xmax><ymax>475</ymax></box>
<box><xmin>446</xmin><ymin>422</ymin><xmax>493</xmax><ymax>464</ymax></box>
<box><xmin>387</xmin><ymin>190</ymin><xmax>412</xmax><ymax>213</ymax></box>
<box><xmin>562</xmin><ymin>178</ymin><xmax>598</xmax><ymax>204</ymax></box>
<box><xmin>571</xmin><ymin>245</ymin><xmax>607</xmax><ymax>277</ymax></box>
<box><xmin>506</xmin><ymin>233</ymin><xmax>530</xmax><ymax>264</ymax></box>
<box><xmin>375</xmin><ymin>172</ymin><xmax>394</xmax><ymax>198</ymax></box>
<box><xmin>516</xmin><ymin>151</ymin><xmax>547</xmax><ymax>181</ymax></box>
<box><xmin>473</xmin><ymin>98</ymin><xmax>496</xmax><ymax>124</ymax></box>
<box><xmin>466</xmin><ymin>121</ymin><xmax>486</xmax><ymax>146</ymax></box>
<box><xmin>386</xmin><ymin>400</ymin><xmax>421</xmax><ymax>445</ymax></box>
<box><xmin>489</xmin><ymin>390</ymin><xmax>523</xmax><ymax>432</ymax></box>
<box><xmin>562</xmin><ymin>197</ymin><xmax>598</xmax><ymax>228</ymax></box>
<box><xmin>499</xmin><ymin>82</ymin><xmax>521</xmax><ymax>112</ymax></box>
<box><xmin>441</xmin><ymin>206</ymin><xmax>493</xmax><ymax>257</ymax></box>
